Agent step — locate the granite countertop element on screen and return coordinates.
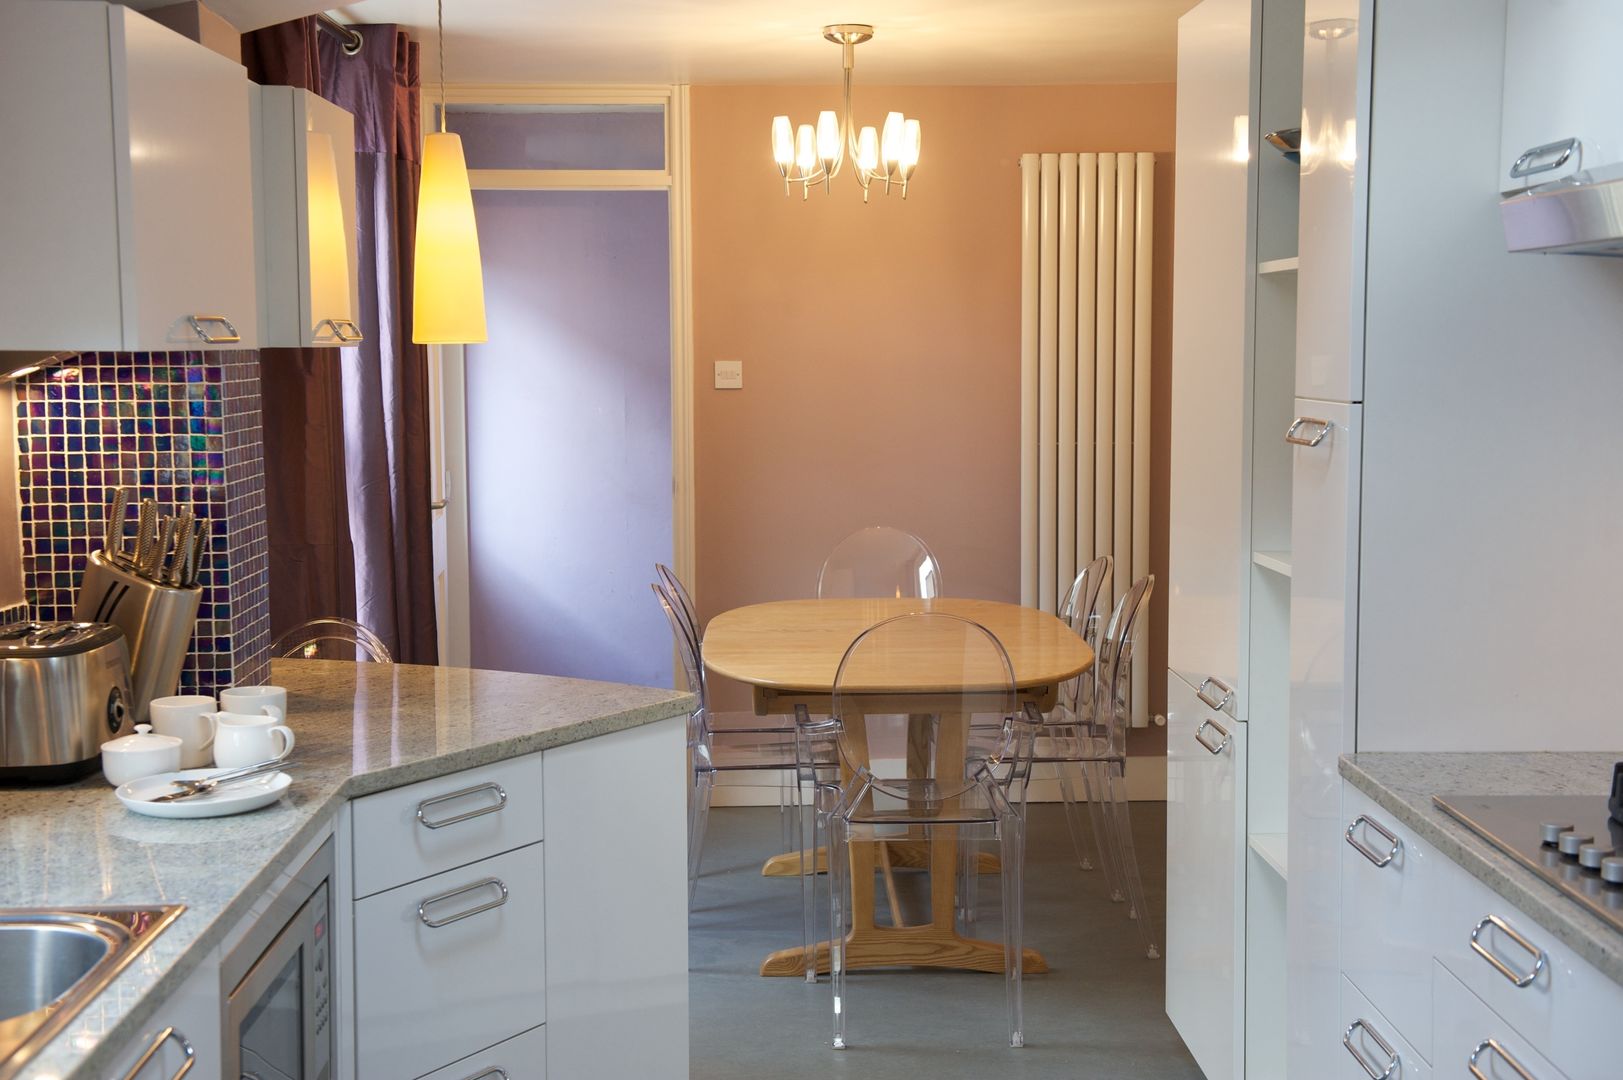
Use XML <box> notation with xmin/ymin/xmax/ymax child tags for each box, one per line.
<box><xmin>1340</xmin><ymin>751</ymin><xmax>1623</xmax><ymax>986</ymax></box>
<box><xmin>1</xmin><ymin>659</ymin><xmax>692</xmax><ymax>1080</ymax></box>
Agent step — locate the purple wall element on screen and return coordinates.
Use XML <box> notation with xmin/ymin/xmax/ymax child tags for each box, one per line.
<box><xmin>466</xmin><ymin>189</ymin><xmax>673</xmax><ymax>688</ymax></box>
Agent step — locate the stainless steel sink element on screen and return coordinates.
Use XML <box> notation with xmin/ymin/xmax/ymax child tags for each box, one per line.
<box><xmin>0</xmin><ymin>906</ymin><xmax>184</xmax><ymax>1080</ymax></box>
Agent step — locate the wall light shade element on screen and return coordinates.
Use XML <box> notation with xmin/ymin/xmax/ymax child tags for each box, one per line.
<box><xmin>413</xmin><ymin>131</ymin><xmax>487</xmax><ymax>344</ymax></box>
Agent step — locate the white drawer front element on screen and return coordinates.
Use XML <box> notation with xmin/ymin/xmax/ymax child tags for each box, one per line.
<box><xmin>1432</xmin><ymin>855</ymin><xmax>1623</xmax><ymax>1080</ymax></box>
<box><xmin>419</xmin><ymin>1023</ymin><xmax>547</xmax><ymax>1080</ymax></box>
<box><xmin>1339</xmin><ymin>974</ymin><xmax>1430</xmax><ymax>1080</ymax></box>
<box><xmin>1433</xmin><ymin>962</ymin><xmax>1570</xmax><ymax>1080</ymax></box>
<box><xmin>1340</xmin><ymin>783</ymin><xmax>1435</xmax><ymax>1058</ymax></box>
<box><xmin>352</xmin><ymin>752</ymin><xmax>545</xmax><ymax>898</ymax></box>
<box><xmin>356</xmin><ymin>841</ymin><xmax>546</xmax><ymax>1078</ymax></box>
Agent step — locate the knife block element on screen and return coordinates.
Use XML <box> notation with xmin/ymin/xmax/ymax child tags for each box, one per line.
<box><xmin>74</xmin><ymin>549</ymin><xmax>203</xmax><ymax>725</ymax></box>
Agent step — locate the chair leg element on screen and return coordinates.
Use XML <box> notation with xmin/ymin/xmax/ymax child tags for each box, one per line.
<box><xmin>1105</xmin><ymin>762</ymin><xmax>1160</xmax><ymax>959</ymax></box>
<box><xmin>958</xmin><ymin>827</ymin><xmax>980</xmax><ymax>928</ymax></box>
<box><xmin>1000</xmin><ymin>814</ymin><xmax>1025</xmax><ymax>1048</ymax></box>
<box><xmin>1080</xmin><ymin>761</ymin><xmax>1127</xmax><ymax>902</ymax></box>
<box><xmin>801</xmin><ymin>775</ymin><xmax>820</xmax><ymax>982</ymax></box>
<box><xmin>830</xmin><ymin>813</ymin><xmax>850</xmax><ymax>1050</ymax></box>
<box><xmin>1056</xmin><ymin>764</ymin><xmax>1095</xmax><ymax>871</ymax></box>
<box><xmin>689</xmin><ymin>769</ymin><xmax>715</xmax><ymax>901</ymax></box>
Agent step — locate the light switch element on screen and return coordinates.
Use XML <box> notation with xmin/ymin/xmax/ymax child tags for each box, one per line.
<box><xmin>713</xmin><ymin>360</ymin><xmax>743</xmax><ymax>390</ymax></box>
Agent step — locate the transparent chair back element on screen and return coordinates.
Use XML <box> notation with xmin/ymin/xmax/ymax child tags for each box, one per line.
<box><xmin>652</xmin><ymin>583</ymin><xmax>706</xmax><ymax>711</ymax></box>
<box><xmin>1055</xmin><ymin>556</ymin><xmax>1111</xmax><ymax>718</ymax></box>
<box><xmin>816</xmin><ymin>526</ymin><xmax>942</xmax><ymax>600</ymax></box>
<box><xmin>832</xmin><ymin>612</ymin><xmax>1016</xmax><ymax>806</ymax></box>
<box><xmin>654</xmin><ymin>563</ymin><xmax>700</xmax><ymax>641</ymax></box>
<box><xmin>1093</xmin><ymin>574</ymin><xmax>1156</xmax><ymax>759</ymax></box>
<box><xmin>271</xmin><ymin>617</ymin><xmax>392</xmax><ymax>662</ymax></box>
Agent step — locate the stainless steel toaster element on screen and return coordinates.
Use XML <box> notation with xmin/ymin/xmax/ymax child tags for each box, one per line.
<box><xmin>0</xmin><ymin>621</ymin><xmax>133</xmax><ymax>783</ymax></box>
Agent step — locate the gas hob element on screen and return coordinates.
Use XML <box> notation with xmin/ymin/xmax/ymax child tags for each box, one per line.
<box><xmin>1433</xmin><ymin>764</ymin><xmax>1623</xmax><ymax>934</ymax></box>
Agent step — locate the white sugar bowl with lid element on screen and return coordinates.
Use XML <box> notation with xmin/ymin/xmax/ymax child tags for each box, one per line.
<box><xmin>100</xmin><ymin>724</ymin><xmax>182</xmax><ymax>787</ymax></box>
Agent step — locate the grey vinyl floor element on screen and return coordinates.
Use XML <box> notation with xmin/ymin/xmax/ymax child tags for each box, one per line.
<box><xmin>689</xmin><ymin>802</ymin><xmax>1204</xmax><ymax>1079</ymax></box>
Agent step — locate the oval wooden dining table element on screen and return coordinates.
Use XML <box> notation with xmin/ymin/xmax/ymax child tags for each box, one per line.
<box><xmin>702</xmin><ymin>596</ymin><xmax>1093</xmax><ymax>979</ymax></box>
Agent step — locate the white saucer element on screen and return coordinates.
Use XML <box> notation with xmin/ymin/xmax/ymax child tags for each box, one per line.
<box><xmin>117</xmin><ymin>768</ymin><xmax>292</xmax><ymax>820</ymax></box>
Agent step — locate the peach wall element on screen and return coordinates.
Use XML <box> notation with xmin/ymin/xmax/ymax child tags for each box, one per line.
<box><xmin>691</xmin><ymin>83</ymin><xmax>1176</xmax><ymax>735</ymax></box>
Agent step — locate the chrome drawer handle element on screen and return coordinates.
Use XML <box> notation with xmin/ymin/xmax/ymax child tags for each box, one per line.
<box><xmin>1470</xmin><ymin>914</ymin><xmax>1546</xmax><ymax>988</ymax></box>
<box><xmin>1195</xmin><ymin>676</ymin><xmax>1234</xmax><ymax>711</ymax></box>
<box><xmin>419</xmin><ymin>876</ymin><xmax>509</xmax><ymax>928</ymax></box>
<box><xmin>314</xmin><ymin>317</ymin><xmax>364</xmax><ymax>343</ymax></box>
<box><xmin>1470</xmin><ymin>1038</ymin><xmax>1537</xmax><ymax>1080</ymax></box>
<box><xmin>461</xmin><ymin>1070</ymin><xmax>509</xmax><ymax>1080</ymax></box>
<box><xmin>1285</xmin><ymin>416</ymin><xmax>1333</xmax><ymax>447</ymax></box>
<box><xmin>1345</xmin><ymin>814</ymin><xmax>1402</xmax><ymax>868</ymax></box>
<box><xmin>185</xmin><ymin>314</ymin><xmax>240</xmax><ymax>344</ymax></box>
<box><xmin>1194</xmin><ymin>717</ymin><xmax>1231</xmax><ymax>755</ymax></box>
<box><xmin>121</xmin><ymin>1026</ymin><xmax>194</xmax><ymax>1080</ymax></box>
<box><xmin>1509</xmin><ymin>137</ymin><xmax>1578</xmax><ymax>180</ymax></box>
<box><xmin>1343</xmin><ymin>1018</ymin><xmax>1399</xmax><ymax>1080</ymax></box>
<box><xmin>416</xmin><ymin>781</ymin><xmax>508</xmax><ymax>829</ymax></box>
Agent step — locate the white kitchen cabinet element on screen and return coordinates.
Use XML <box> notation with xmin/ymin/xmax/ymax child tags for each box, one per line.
<box><xmin>1167</xmin><ymin>0</ymin><xmax>1253</xmax><ymax>701</ymax></box>
<box><xmin>1285</xmin><ymin>398</ymin><xmax>1362</xmax><ymax>1076</ymax></box>
<box><xmin>354</xmin><ymin>840</ymin><xmax>547</xmax><ymax>1079</ymax></box>
<box><xmin>0</xmin><ymin>1</ymin><xmax>258</xmax><ymax>351</ymax></box>
<box><xmin>1166</xmin><ymin>671</ymin><xmax>1248</xmax><ymax>1080</ymax></box>
<box><xmin>1339</xmin><ymin>975</ymin><xmax>1429</xmax><ymax>1080</ymax></box>
<box><xmin>105</xmin><ymin>952</ymin><xmax>222</xmax><ymax>1080</ymax></box>
<box><xmin>419</xmin><ymin>1024</ymin><xmax>547</xmax><ymax>1080</ymax></box>
<box><xmin>253</xmin><ymin>86</ymin><xmax>362</xmax><ymax>347</ymax></box>
<box><xmin>1294</xmin><ymin>0</ymin><xmax>1368</xmax><ymax>402</ymax></box>
<box><xmin>1432</xmin><ymin>964</ymin><xmax>1570</xmax><ymax>1080</ymax></box>
<box><xmin>1339</xmin><ymin>784</ymin><xmax>1434</xmax><ymax>1061</ymax></box>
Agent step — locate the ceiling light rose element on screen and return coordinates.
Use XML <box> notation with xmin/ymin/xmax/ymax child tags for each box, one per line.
<box><xmin>770</xmin><ymin>25</ymin><xmax>921</xmax><ymax>202</ymax></box>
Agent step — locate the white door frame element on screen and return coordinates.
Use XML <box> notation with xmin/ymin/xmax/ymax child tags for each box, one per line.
<box><xmin>428</xmin><ymin>85</ymin><xmax>695</xmax><ymax>669</ymax></box>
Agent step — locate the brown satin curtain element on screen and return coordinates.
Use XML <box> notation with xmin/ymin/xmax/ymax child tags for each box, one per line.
<box><xmin>243</xmin><ymin>20</ymin><xmax>439</xmax><ymax>664</ymax></box>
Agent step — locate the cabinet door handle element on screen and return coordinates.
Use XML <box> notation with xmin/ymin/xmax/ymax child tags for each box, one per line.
<box><xmin>314</xmin><ymin>317</ymin><xmax>364</xmax><ymax>343</ymax></box>
<box><xmin>1195</xmin><ymin>676</ymin><xmax>1234</xmax><ymax>711</ymax></box>
<box><xmin>1470</xmin><ymin>1038</ymin><xmax>1537</xmax><ymax>1080</ymax></box>
<box><xmin>461</xmin><ymin>1070</ymin><xmax>510</xmax><ymax>1080</ymax></box>
<box><xmin>419</xmin><ymin>876</ymin><xmax>509</xmax><ymax>928</ymax></box>
<box><xmin>1509</xmin><ymin>137</ymin><xmax>1579</xmax><ymax>181</ymax></box>
<box><xmin>1470</xmin><ymin>914</ymin><xmax>1547</xmax><ymax>988</ymax></box>
<box><xmin>185</xmin><ymin>314</ymin><xmax>240</xmax><ymax>344</ymax></box>
<box><xmin>1194</xmin><ymin>717</ymin><xmax>1231</xmax><ymax>755</ymax></box>
<box><xmin>1342</xmin><ymin>1018</ymin><xmax>1400</xmax><ymax>1080</ymax></box>
<box><xmin>121</xmin><ymin>1026</ymin><xmax>194</xmax><ymax>1080</ymax></box>
<box><xmin>416</xmin><ymin>781</ymin><xmax>508</xmax><ymax>829</ymax></box>
<box><xmin>1345</xmin><ymin>814</ymin><xmax>1402</xmax><ymax>868</ymax></box>
<box><xmin>1285</xmin><ymin>416</ymin><xmax>1333</xmax><ymax>447</ymax></box>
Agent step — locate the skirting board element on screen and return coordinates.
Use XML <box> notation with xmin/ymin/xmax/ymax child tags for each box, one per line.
<box><xmin>709</xmin><ymin>755</ymin><xmax>1168</xmax><ymax>807</ymax></box>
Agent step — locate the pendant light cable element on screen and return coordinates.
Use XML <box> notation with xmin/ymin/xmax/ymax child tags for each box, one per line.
<box><xmin>437</xmin><ymin>0</ymin><xmax>446</xmax><ymax>132</ymax></box>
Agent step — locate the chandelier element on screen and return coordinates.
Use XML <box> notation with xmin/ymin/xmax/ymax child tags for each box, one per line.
<box><xmin>771</xmin><ymin>25</ymin><xmax>921</xmax><ymax>202</ymax></box>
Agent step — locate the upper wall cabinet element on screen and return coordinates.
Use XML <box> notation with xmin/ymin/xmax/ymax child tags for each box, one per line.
<box><xmin>0</xmin><ymin>2</ymin><xmax>258</xmax><ymax>352</ymax></box>
<box><xmin>254</xmin><ymin>87</ymin><xmax>362</xmax><ymax>347</ymax></box>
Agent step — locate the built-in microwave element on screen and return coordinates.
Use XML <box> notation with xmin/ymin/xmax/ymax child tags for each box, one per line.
<box><xmin>221</xmin><ymin>837</ymin><xmax>334</xmax><ymax>1080</ymax></box>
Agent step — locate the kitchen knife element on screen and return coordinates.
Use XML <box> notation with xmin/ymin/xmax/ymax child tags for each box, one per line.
<box><xmin>185</xmin><ymin>530</ymin><xmax>206</xmax><ymax>587</ymax></box>
<box><xmin>150</xmin><ymin>515</ymin><xmax>175</xmax><ymax>583</ymax></box>
<box><xmin>104</xmin><ymin>487</ymin><xmax>129</xmax><ymax>565</ymax></box>
<box><xmin>169</xmin><ymin>512</ymin><xmax>195</xmax><ymax>585</ymax></box>
<box><xmin>134</xmin><ymin>499</ymin><xmax>155</xmax><ymax>574</ymax></box>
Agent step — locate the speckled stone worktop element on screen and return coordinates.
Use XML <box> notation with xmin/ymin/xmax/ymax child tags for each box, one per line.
<box><xmin>1</xmin><ymin>659</ymin><xmax>691</xmax><ymax>1080</ymax></box>
<box><xmin>1340</xmin><ymin>751</ymin><xmax>1623</xmax><ymax>987</ymax></box>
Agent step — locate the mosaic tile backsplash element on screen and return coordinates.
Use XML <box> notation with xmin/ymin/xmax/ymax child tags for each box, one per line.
<box><xmin>14</xmin><ymin>351</ymin><xmax>271</xmax><ymax>695</ymax></box>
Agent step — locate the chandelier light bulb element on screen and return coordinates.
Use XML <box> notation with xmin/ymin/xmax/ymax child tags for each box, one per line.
<box><xmin>794</xmin><ymin>124</ymin><xmax>818</xmax><ymax>172</ymax></box>
<box><xmin>857</xmin><ymin>126</ymin><xmax>880</xmax><ymax>173</ymax></box>
<box><xmin>816</xmin><ymin>111</ymin><xmax>841</xmax><ymax>164</ymax></box>
<box><xmin>880</xmin><ymin>111</ymin><xmax>905</xmax><ymax>171</ymax></box>
<box><xmin>771</xmin><ymin>115</ymin><xmax>795</xmax><ymax>170</ymax></box>
<box><xmin>899</xmin><ymin>118</ymin><xmax>922</xmax><ymax>177</ymax></box>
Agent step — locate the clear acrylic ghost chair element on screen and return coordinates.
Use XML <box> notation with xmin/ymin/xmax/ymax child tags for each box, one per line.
<box><xmin>1018</xmin><ymin>575</ymin><xmax>1160</xmax><ymax>959</ymax></box>
<box><xmin>1048</xmin><ymin>557</ymin><xmax>1114</xmax><ymax>879</ymax></box>
<box><xmin>652</xmin><ymin>584</ymin><xmax>835</xmax><ymax>915</ymax></box>
<box><xmin>823</xmin><ymin>612</ymin><xmax>1028</xmax><ymax>1049</ymax></box>
<box><xmin>272</xmin><ymin>617</ymin><xmax>392</xmax><ymax>662</ymax></box>
<box><xmin>816</xmin><ymin>525</ymin><xmax>942</xmax><ymax>600</ymax></box>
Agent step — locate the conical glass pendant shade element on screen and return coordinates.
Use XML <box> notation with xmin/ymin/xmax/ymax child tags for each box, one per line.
<box><xmin>413</xmin><ymin>130</ymin><xmax>487</xmax><ymax>344</ymax></box>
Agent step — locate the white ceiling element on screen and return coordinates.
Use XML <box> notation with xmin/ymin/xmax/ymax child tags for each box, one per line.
<box><xmin>332</xmin><ymin>0</ymin><xmax>1198</xmax><ymax>85</ymax></box>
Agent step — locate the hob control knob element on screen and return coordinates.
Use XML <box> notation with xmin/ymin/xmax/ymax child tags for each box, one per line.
<box><xmin>1602</xmin><ymin>856</ymin><xmax>1623</xmax><ymax>885</ymax></box>
<box><xmin>1540</xmin><ymin>821</ymin><xmax>1576</xmax><ymax>845</ymax></box>
<box><xmin>1558</xmin><ymin>832</ymin><xmax>1594</xmax><ymax>857</ymax></box>
<box><xmin>1578</xmin><ymin>843</ymin><xmax>1613</xmax><ymax>870</ymax></box>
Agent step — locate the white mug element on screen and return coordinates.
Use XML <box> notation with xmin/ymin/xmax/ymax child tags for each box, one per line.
<box><xmin>220</xmin><ymin>685</ymin><xmax>288</xmax><ymax>723</ymax></box>
<box><xmin>212</xmin><ymin>712</ymin><xmax>296</xmax><ymax>769</ymax></box>
<box><xmin>149</xmin><ymin>694</ymin><xmax>218</xmax><ymax>769</ymax></box>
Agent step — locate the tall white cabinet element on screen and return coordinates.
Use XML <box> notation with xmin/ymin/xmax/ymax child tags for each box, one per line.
<box><xmin>1166</xmin><ymin>0</ymin><xmax>1302</xmax><ymax>1077</ymax></box>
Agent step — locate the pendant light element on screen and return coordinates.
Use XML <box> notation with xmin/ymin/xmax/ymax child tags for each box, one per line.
<box><xmin>412</xmin><ymin>0</ymin><xmax>487</xmax><ymax>344</ymax></box>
